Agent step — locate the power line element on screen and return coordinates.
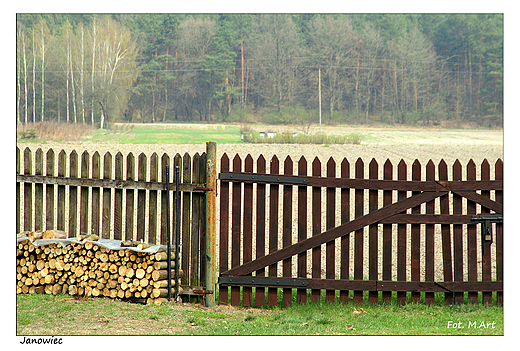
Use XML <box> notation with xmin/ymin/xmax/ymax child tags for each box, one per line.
<box><xmin>20</xmin><ymin>62</ymin><xmax>502</xmax><ymax>76</ymax></box>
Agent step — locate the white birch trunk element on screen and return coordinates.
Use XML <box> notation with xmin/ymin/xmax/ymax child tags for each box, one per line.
<box><xmin>80</xmin><ymin>26</ymin><xmax>85</xmax><ymax>123</ymax></box>
<box><xmin>69</xmin><ymin>33</ymin><xmax>77</xmax><ymax>124</ymax></box>
<box><xmin>91</xmin><ymin>17</ymin><xmax>97</xmax><ymax>125</ymax></box>
<box><xmin>22</xmin><ymin>33</ymin><xmax>28</xmax><ymax>125</ymax></box>
<box><xmin>40</xmin><ymin>25</ymin><xmax>46</xmax><ymax>122</ymax></box>
<box><xmin>32</xmin><ymin>28</ymin><xmax>36</xmax><ymax>123</ymax></box>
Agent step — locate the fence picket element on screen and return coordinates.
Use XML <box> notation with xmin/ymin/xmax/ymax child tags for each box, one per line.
<box><xmin>453</xmin><ymin>160</ymin><xmax>464</xmax><ymax>304</ymax></box>
<box><xmin>495</xmin><ymin>159</ymin><xmax>503</xmax><ymax>305</ymax></box>
<box><xmin>137</xmin><ymin>153</ymin><xmax>147</xmax><ymax>242</ymax></box>
<box><xmin>326</xmin><ymin>157</ymin><xmax>336</xmax><ymax>303</ymax></box>
<box><xmin>425</xmin><ymin>160</ymin><xmax>436</xmax><ymax>305</ymax></box>
<box><xmin>160</xmin><ymin>153</ymin><xmax>170</xmax><ymax>244</ymax></box>
<box><xmin>149</xmin><ymin>153</ymin><xmax>158</xmax><ymax>244</ymax></box>
<box><xmin>397</xmin><ymin>160</ymin><xmax>407</xmax><ymax>305</ymax></box>
<box><xmin>45</xmin><ymin>149</ymin><xmax>55</xmax><ymax>230</ymax></box>
<box><xmin>481</xmin><ymin>159</ymin><xmax>492</xmax><ymax>304</ymax></box>
<box><xmin>354</xmin><ymin>158</ymin><xmax>364</xmax><ymax>304</ymax></box>
<box><xmin>219</xmin><ymin>153</ymin><xmax>230</xmax><ymax>305</ymax></box>
<box><xmin>24</xmin><ymin>148</ymin><xmax>33</xmax><ymax>231</ymax></box>
<box><xmin>125</xmin><ymin>153</ymin><xmax>135</xmax><ymax>241</ymax></box>
<box><xmin>191</xmin><ymin>152</ymin><xmax>203</xmax><ymax>287</ymax></box>
<box><xmin>34</xmin><ymin>149</ymin><xmax>43</xmax><ymax>231</ymax></box>
<box><xmin>255</xmin><ymin>155</ymin><xmax>267</xmax><ymax>306</ymax></box>
<box><xmin>411</xmin><ymin>160</ymin><xmax>421</xmax><ymax>303</ymax></box>
<box><xmin>466</xmin><ymin>159</ymin><xmax>478</xmax><ymax>304</ymax></box>
<box><xmin>268</xmin><ymin>155</ymin><xmax>280</xmax><ymax>306</ymax></box>
<box><xmin>340</xmin><ymin>158</ymin><xmax>350</xmax><ymax>304</ymax></box>
<box><xmin>243</xmin><ymin>155</ymin><xmax>254</xmax><ymax>306</ymax></box>
<box><xmin>68</xmin><ymin>150</ymin><xmax>78</xmax><ymax>237</ymax></box>
<box><xmin>57</xmin><ymin>150</ymin><xmax>66</xmax><ymax>231</ymax></box>
<box><xmin>382</xmin><ymin>159</ymin><xmax>393</xmax><ymax>303</ymax></box>
<box><xmin>80</xmin><ymin>151</ymin><xmax>90</xmax><ymax>235</ymax></box>
<box><xmin>114</xmin><ymin>152</ymin><xmax>123</xmax><ymax>240</ymax></box>
<box><xmin>283</xmin><ymin>156</ymin><xmax>293</xmax><ymax>307</ymax></box>
<box><xmin>297</xmin><ymin>156</ymin><xmax>308</xmax><ymax>305</ymax></box>
<box><xmin>91</xmin><ymin>152</ymin><xmax>100</xmax><ymax>236</ymax></box>
<box><xmin>231</xmin><ymin>154</ymin><xmax>242</xmax><ymax>306</ymax></box>
<box><xmin>439</xmin><ymin>159</ymin><xmax>453</xmax><ymax>305</ymax></box>
<box><xmin>102</xmin><ymin>152</ymin><xmax>112</xmax><ymax>239</ymax></box>
<box><xmin>311</xmin><ymin>157</ymin><xmax>322</xmax><ymax>303</ymax></box>
<box><xmin>369</xmin><ymin>158</ymin><xmax>379</xmax><ymax>304</ymax></box>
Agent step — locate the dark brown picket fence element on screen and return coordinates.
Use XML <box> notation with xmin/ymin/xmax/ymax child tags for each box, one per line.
<box><xmin>217</xmin><ymin>153</ymin><xmax>503</xmax><ymax>306</ymax></box>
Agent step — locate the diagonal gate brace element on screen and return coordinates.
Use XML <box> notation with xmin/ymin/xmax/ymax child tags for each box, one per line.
<box><xmin>222</xmin><ymin>190</ymin><xmax>447</xmax><ymax>277</ymax></box>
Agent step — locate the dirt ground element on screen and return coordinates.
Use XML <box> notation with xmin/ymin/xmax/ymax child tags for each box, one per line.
<box><xmin>17</xmin><ymin>127</ymin><xmax>504</xmax><ymax>284</ymax></box>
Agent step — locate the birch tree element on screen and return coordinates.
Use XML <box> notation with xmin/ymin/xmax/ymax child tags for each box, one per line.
<box><xmin>36</xmin><ymin>20</ymin><xmax>49</xmax><ymax>121</ymax></box>
<box><xmin>91</xmin><ymin>16</ymin><xmax>137</xmax><ymax>128</ymax></box>
<box><xmin>21</xmin><ymin>30</ymin><xmax>28</xmax><ymax>124</ymax></box>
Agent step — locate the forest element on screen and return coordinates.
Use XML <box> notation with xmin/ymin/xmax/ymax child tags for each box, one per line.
<box><xmin>16</xmin><ymin>13</ymin><xmax>503</xmax><ymax>128</ymax></box>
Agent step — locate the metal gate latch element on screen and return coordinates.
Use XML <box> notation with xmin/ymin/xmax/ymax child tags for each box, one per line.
<box><xmin>471</xmin><ymin>214</ymin><xmax>503</xmax><ymax>243</ymax></box>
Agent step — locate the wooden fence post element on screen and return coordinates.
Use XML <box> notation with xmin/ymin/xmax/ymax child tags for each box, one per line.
<box><xmin>204</xmin><ymin>141</ymin><xmax>217</xmax><ymax>307</ymax></box>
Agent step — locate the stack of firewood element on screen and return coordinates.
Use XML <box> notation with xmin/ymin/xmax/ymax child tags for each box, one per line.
<box><xmin>16</xmin><ymin>230</ymin><xmax>182</xmax><ymax>305</ymax></box>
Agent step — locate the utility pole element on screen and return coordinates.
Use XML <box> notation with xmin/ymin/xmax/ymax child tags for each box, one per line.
<box><xmin>318</xmin><ymin>58</ymin><xmax>322</xmax><ymax>133</ymax></box>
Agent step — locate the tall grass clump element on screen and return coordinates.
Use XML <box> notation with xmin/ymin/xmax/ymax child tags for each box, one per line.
<box><xmin>17</xmin><ymin>121</ymin><xmax>96</xmax><ymax>141</ymax></box>
<box><xmin>246</xmin><ymin>132</ymin><xmax>361</xmax><ymax>145</ymax></box>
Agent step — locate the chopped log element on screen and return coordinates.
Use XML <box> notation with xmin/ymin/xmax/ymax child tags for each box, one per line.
<box><xmin>44</xmin><ymin>275</ymin><xmax>55</xmax><ymax>285</ymax></box>
<box><xmin>81</xmin><ymin>234</ymin><xmax>99</xmax><ymax>242</ymax></box>
<box><xmin>75</xmin><ymin>266</ymin><xmax>85</xmax><ymax>277</ymax></box>
<box><xmin>153</xmin><ymin>280</ymin><xmax>177</xmax><ymax>289</ymax></box>
<box><xmin>135</xmin><ymin>268</ymin><xmax>145</xmax><ymax>279</ymax></box>
<box><xmin>52</xmin><ymin>283</ymin><xmax>62</xmax><ymax>295</ymax></box>
<box><xmin>151</xmin><ymin>269</ymin><xmax>184</xmax><ymax>282</ymax></box>
<box><xmin>109</xmin><ymin>264</ymin><xmax>118</xmax><ymax>274</ymax></box>
<box><xmin>153</xmin><ymin>261</ymin><xmax>176</xmax><ymax>270</ymax></box>
<box><xmin>151</xmin><ymin>286</ymin><xmax>184</xmax><ymax>298</ymax></box>
<box><xmin>154</xmin><ymin>251</ymin><xmax>176</xmax><ymax>261</ymax></box>
<box><xmin>125</xmin><ymin>267</ymin><xmax>135</xmax><ymax>278</ymax></box>
<box><xmin>137</xmin><ymin>243</ymin><xmax>153</xmax><ymax>250</ymax></box>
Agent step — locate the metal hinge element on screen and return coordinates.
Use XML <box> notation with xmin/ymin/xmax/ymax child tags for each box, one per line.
<box><xmin>471</xmin><ymin>214</ymin><xmax>503</xmax><ymax>243</ymax></box>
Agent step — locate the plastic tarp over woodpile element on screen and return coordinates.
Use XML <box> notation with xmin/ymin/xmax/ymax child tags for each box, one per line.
<box><xmin>16</xmin><ymin>236</ymin><xmax>175</xmax><ymax>254</ymax></box>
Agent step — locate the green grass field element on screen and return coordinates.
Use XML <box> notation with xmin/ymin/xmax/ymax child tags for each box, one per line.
<box><xmin>86</xmin><ymin>124</ymin><xmax>243</xmax><ymax>144</ymax></box>
<box><xmin>16</xmin><ymin>293</ymin><xmax>503</xmax><ymax>336</ymax></box>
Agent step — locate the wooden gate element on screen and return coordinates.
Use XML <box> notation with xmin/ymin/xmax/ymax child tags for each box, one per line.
<box><xmin>217</xmin><ymin>154</ymin><xmax>503</xmax><ymax>306</ymax></box>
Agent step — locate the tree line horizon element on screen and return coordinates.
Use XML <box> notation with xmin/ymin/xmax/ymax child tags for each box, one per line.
<box><xmin>16</xmin><ymin>13</ymin><xmax>503</xmax><ymax>129</ymax></box>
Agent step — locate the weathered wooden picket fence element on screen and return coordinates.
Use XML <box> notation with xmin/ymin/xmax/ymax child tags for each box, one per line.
<box><xmin>16</xmin><ymin>145</ymin><xmax>215</xmax><ymax>295</ymax></box>
<box><xmin>217</xmin><ymin>153</ymin><xmax>503</xmax><ymax>306</ymax></box>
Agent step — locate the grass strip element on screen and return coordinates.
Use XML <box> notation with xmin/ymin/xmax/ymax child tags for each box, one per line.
<box><xmin>16</xmin><ymin>293</ymin><xmax>502</xmax><ymax>336</ymax></box>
